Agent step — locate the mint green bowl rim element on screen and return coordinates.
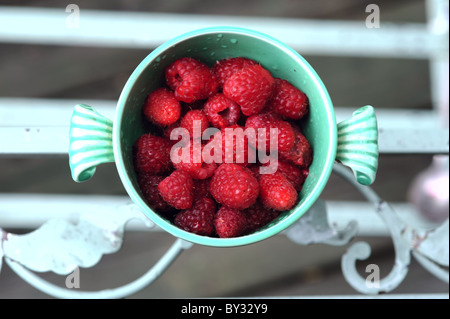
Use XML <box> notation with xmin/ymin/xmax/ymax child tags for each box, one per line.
<box><xmin>113</xmin><ymin>26</ymin><xmax>337</xmax><ymax>247</ymax></box>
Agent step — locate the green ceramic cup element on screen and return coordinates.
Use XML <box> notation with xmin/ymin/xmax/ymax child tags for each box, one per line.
<box><xmin>69</xmin><ymin>26</ymin><xmax>379</xmax><ymax>247</ymax></box>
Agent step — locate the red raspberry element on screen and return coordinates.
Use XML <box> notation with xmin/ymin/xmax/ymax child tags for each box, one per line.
<box><xmin>262</xmin><ymin>159</ymin><xmax>308</xmax><ymax>191</ymax></box>
<box><xmin>223</xmin><ymin>64</ymin><xmax>275</xmax><ymax>116</ymax></box>
<box><xmin>174</xmin><ymin>197</ymin><xmax>216</xmax><ymax>235</ymax></box>
<box><xmin>134</xmin><ymin>133</ymin><xmax>172</xmax><ymax>174</ymax></box>
<box><xmin>193</xmin><ymin>178</ymin><xmax>212</xmax><ymax>201</ymax></box>
<box><xmin>245</xmin><ymin>201</ymin><xmax>279</xmax><ymax>233</ymax></box>
<box><xmin>181</xmin><ymin>99</ymin><xmax>206</xmax><ymax>111</ymax></box>
<box><xmin>210</xmin><ymin>164</ymin><xmax>259</xmax><ymax>210</ymax></box>
<box><xmin>245</xmin><ymin>112</ymin><xmax>295</xmax><ymax>152</ymax></box>
<box><xmin>171</xmin><ymin>141</ymin><xmax>217</xmax><ymax>179</ymax></box>
<box><xmin>214</xmin><ymin>206</ymin><xmax>248</xmax><ymax>238</ymax></box>
<box><xmin>137</xmin><ymin>173</ymin><xmax>173</xmax><ymax>214</ymax></box>
<box><xmin>143</xmin><ymin>88</ymin><xmax>181</xmax><ymax>126</ymax></box>
<box><xmin>267</xmin><ymin>78</ymin><xmax>309</xmax><ymax>120</ymax></box>
<box><xmin>180</xmin><ymin>109</ymin><xmax>209</xmax><ymax>139</ymax></box>
<box><xmin>203</xmin><ymin>93</ymin><xmax>241</xmax><ymax>129</ymax></box>
<box><xmin>279</xmin><ymin>126</ymin><xmax>313</xmax><ymax>168</ymax></box>
<box><xmin>158</xmin><ymin>170</ymin><xmax>194</xmax><ymax>209</ymax></box>
<box><xmin>165</xmin><ymin>57</ymin><xmax>219</xmax><ymax>103</ymax></box>
<box><xmin>163</xmin><ymin>121</ymin><xmax>180</xmax><ymax>139</ymax></box>
<box><xmin>259</xmin><ymin>172</ymin><xmax>298</xmax><ymax>211</ymax></box>
<box><xmin>205</xmin><ymin>125</ymin><xmax>256</xmax><ymax>166</ymax></box>
<box><xmin>163</xmin><ymin>121</ymin><xmax>184</xmax><ymax>145</ymax></box>
<box><xmin>247</xmin><ymin>164</ymin><xmax>262</xmax><ymax>180</ymax></box>
<box><xmin>213</xmin><ymin>57</ymin><xmax>258</xmax><ymax>87</ymax></box>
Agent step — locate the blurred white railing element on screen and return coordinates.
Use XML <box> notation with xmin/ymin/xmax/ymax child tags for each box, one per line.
<box><xmin>0</xmin><ymin>6</ymin><xmax>445</xmax><ymax>58</ymax></box>
<box><xmin>0</xmin><ymin>98</ymin><xmax>448</xmax><ymax>155</ymax></box>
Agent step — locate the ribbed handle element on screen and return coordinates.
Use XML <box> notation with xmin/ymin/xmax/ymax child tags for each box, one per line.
<box><xmin>68</xmin><ymin>104</ymin><xmax>115</xmax><ymax>182</ymax></box>
<box><xmin>336</xmin><ymin>105</ymin><xmax>379</xmax><ymax>186</ymax></box>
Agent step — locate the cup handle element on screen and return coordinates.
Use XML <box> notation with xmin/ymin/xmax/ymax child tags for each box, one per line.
<box><xmin>336</xmin><ymin>105</ymin><xmax>379</xmax><ymax>186</ymax></box>
<box><xmin>68</xmin><ymin>104</ymin><xmax>115</xmax><ymax>183</ymax></box>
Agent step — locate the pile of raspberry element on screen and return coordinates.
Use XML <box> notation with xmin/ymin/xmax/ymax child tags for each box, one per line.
<box><xmin>133</xmin><ymin>56</ymin><xmax>312</xmax><ymax>238</ymax></box>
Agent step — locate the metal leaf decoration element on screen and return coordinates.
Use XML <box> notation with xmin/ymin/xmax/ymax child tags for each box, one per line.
<box><xmin>1</xmin><ymin>200</ymin><xmax>154</xmax><ymax>275</ymax></box>
<box><xmin>283</xmin><ymin>199</ymin><xmax>358</xmax><ymax>246</ymax></box>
